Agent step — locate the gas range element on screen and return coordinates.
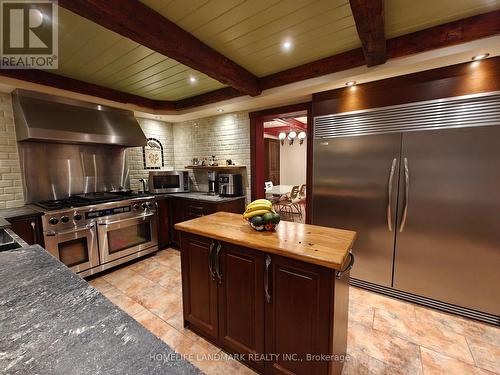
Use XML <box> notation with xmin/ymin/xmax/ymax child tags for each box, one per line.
<box><xmin>40</xmin><ymin>193</ymin><xmax>158</xmax><ymax>278</ymax></box>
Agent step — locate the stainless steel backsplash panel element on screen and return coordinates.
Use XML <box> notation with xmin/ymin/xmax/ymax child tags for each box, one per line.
<box><xmin>19</xmin><ymin>142</ymin><xmax>130</xmax><ymax>202</ymax></box>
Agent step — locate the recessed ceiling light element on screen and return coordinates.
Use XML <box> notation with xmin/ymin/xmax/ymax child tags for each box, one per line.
<box><xmin>282</xmin><ymin>40</ymin><xmax>292</xmax><ymax>52</ymax></box>
<box><xmin>471</xmin><ymin>53</ymin><xmax>489</xmax><ymax>61</ymax></box>
<box><xmin>189</xmin><ymin>76</ymin><xmax>197</xmax><ymax>83</ymax></box>
<box><xmin>217</xmin><ymin>108</ymin><xmax>224</xmax><ymax>112</ymax></box>
<box><xmin>345</xmin><ymin>80</ymin><xmax>357</xmax><ymax>86</ymax></box>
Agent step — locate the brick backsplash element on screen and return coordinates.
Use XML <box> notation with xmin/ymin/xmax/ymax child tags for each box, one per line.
<box><xmin>127</xmin><ymin>118</ymin><xmax>175</xmax><ymax>191</ymax></box>
<box><xmin>0</xmin><ymin>93</ymin><xmax>24</xmax><ymax>209</ymax></box>
<box><xmin>173</xmin><ymin>112</ymin><xmax>251</xmax><ymax>201</ymax></box>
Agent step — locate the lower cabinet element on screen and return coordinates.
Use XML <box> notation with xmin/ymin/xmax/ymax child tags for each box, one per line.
<box><xmin>171</xmin><ymin>197</ymin><xmax>245</xmax><ymax>247</ymax></box>
<box><xmin>180</xmin><ymin>232</ymin><xmax>349</xmax><ymax>375</ymax></box>
<box><xmin>156</xmin><ymin>198</ymin><xmax>171</xmax><ymax>249</ymax></box>
<box><xmin>218</xmin><ymin>242</ymin><xmax>266</xmax><ymax>372</ymax></box>
<box><xmin>6</xmin><ymin>215</ymin><xmax>44</xmax><ymax>246</ymax></box>
<box><xmin>265</xmin><ymin>256</ymin><xmax>332</xmax><ymax>375</ymax></box>
<box><xmin>180</xmin><ymin>234</ymin><xmax>219</xmax><ymax>340</ymax></box>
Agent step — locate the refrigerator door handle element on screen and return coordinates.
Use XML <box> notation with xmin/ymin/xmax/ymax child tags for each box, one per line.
<box><xmin>400</xmin><ymin>157</ymin><xmax>410</xmax><ymax>232</ymax></box>
<box><xmin>387</xmin><ymin>158</ymin><xmax>397</xmax><ymax>231</ymax></box>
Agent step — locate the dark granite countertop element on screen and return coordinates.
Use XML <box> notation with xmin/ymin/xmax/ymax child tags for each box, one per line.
<box><xmin>0</xmin><ymin>217</ymin><xmax>11</xmax><ymax>229</ymax></box>
<box><xmin>155</xmin><ymin>192</ymin><xmax>246</xmax><ymax>203</ymax></box>
<box><xmin>0</xmin><ymin>205</ymin><xmax>43</xmax><ymax>220</ymax></box>
<box><xmin>0</xmin><ymin>245</ymin><xmax>202</xmax><ymax>375</ymax></box>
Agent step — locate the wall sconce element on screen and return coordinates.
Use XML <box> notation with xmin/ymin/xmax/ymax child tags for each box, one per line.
<box><xmin>288</xmin><ymin>131</ymin><xmax>297</xmax><ymax>145</ymax></box>
<box><xmin>278</xmin><ymin>132</ymin><xmax>286</xmax><ymax>146</ymax></box>
<box><xmin>298</xmin><ymin>131</ymin><xmax>306</xmax><ymax>145</ymax></box>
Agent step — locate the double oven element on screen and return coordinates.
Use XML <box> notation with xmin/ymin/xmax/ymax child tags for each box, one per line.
<box><xmin>42</xmin><ymin>197</ymin><xmax>158</xmax><ymax>277</ymax></box>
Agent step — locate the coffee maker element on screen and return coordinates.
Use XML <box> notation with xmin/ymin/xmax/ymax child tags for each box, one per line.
<box><xmin>218</xmin><ymin>174</ymin><xmax>243</xmax><ymax>197</ymax></box>
<box><xmin>207</xmin><ymin>171</ymin><xmax>217</xmax><ymax>195</ymax></box>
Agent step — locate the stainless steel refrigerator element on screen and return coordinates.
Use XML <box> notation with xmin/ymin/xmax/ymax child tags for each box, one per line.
<box><xmin>312</xmin><ymin>93</ymin><xmax>500</xmax><ymax>323</ymax></box>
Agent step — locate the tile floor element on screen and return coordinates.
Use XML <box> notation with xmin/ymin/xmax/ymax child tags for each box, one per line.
<box><xmin>88</xmin><ymin>249</ymin><xmax>500</xmax><ymax>375</ymax></box>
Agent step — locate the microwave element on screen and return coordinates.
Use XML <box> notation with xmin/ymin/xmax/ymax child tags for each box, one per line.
<box><xmin>149</xmin><ymin>171</ymin><xmax>190</xmax><ymax>193</ymax></box>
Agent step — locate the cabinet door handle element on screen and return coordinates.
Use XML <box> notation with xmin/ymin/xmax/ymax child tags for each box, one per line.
<box><xmin>264</xmin><ymin>255</ymin><xmax>271</xmax><ymax>303</ymax></box>
<box><xmin>215</xmin><ymin>241</ymin><xmax>222</xmax><ymax>284</ymax></box>
<box><xmin>30</xmin><ymin>220</ymin><xmax>37</xmax><ymax>243</ymax></box>
<box><xmin>208</xmin><ymin>241</ymin><xmax>216</xmax><ymax>281</ymax></box>
<box><xmin>335</xmin><ymin>251</ymin><xmax>355</xmax><ymax>280</ymax></box>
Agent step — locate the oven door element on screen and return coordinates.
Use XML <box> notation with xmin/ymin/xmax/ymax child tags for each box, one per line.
<box><xmin>44</xmin><ymin>223</ymin><xmax>99</xmax><ymax>273</ymax></box>
<box><xmin>97</xmin><ymin>213</ymin><xmax>158</xmax><ymax>264</ymax></box>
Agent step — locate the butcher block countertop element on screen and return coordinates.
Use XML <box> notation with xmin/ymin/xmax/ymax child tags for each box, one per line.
<box><xmin>175</xmin><ymin>212</ymin><xmax>356</xmax><ymax>270</ymax></box>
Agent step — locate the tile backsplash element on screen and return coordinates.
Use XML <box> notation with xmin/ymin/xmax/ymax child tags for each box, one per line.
<box><xmin>0</xmin><ymin>94</ymin><xmax>24</xmax><ymax>209</ymax></box>
<box><xmin>173</xmin><ymin>112</ymin><xmax>251</xmax><ymax>200</ymax></box>
<box><xmin>127</xmin><ymin>118</ymin><xmax>175</xmax><ymax>191</ymax></box>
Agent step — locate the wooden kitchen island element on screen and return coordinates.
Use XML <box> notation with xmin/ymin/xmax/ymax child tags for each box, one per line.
<box><xmin>175</xmin><ymin>212</ymin><xmax>356</xmax><ymax>375</ymax></box>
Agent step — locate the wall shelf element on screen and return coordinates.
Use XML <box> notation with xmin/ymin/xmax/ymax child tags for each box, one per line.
<box><xmin>184</xmin><ymin>165</ymin><xmax>246</xmax><ymax>171</ymax></box>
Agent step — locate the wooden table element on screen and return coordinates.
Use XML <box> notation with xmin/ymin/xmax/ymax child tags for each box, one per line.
<box><xmin>175</xmin><ymin>212</ymin><xmax>356</xmax><ymax>375</ymax></box>
<box><xmin>266</xmin><ymin>184</ymin><xmax>295</xmax><ymax>196</ymax></box>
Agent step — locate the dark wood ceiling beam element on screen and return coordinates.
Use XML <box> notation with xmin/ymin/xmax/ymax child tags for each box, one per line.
<box><xmin>275</xmin><ymin>118</ymin><xmax>307</xmax><ymax>130</ymax></box>
<box><xmin>0</xmin><ymin>69</ymin><xmax>174</xmax><ymax>110</ymax></box>
<box><xmin>264</xmin><ymin>125</ymin><xmax>304</xmax><ymax>137</ymax></box>
<box><xmin>349</xmin><ymin>0</ymin><xmax>387</xmax><ymax>66</ymax></box>
<box><xmin>387</xmin><ymin>10</ymin><xmax>500</xmax><ymax>59</ymax></box>
<box><xmin>173</xmin><ymin>87</ymin><xmax>242</xmax><ymax>110</ymax></box>
<box><xmin>284</xmin><ymin>118</ymin><xmax>308</xmax><ymax>128</ymax></box>
<box><xmin>56</xmin><ymin>0</ymin><xmax>261</xmax><ymax>96</ymax></box>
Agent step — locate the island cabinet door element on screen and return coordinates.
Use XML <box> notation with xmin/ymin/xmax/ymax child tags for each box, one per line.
<box><xmin>180</xmin><ymin>233</ymin><xmax>219</xmax><ymax>340</ymax></box>
<box><xmin>217</xmin><ymin>242</ymin><xmax>266</xmax><ymax>372</ymax></box>
<box><xmin>265</xmin><ymin>255</ymin><xmax>332</xmax><ymax>375</ymax></box>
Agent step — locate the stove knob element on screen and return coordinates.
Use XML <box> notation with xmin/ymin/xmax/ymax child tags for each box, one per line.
<box><xmin>74</xmin><ymin>213</ymin><xmax>82</xmax><ymax>221</ymax></box>
<box><xmin>147</xmin><ymin>202</ymin><xmax>154</xmax><ymax>209</ymax></box>
<box><xmin>48</xmin><ymin>217</ymin><xmax>59</xmax><ymax>225</ymax></box>
<box><xmin>133</xmin><ymin>203</ymin><xmax>141</xmax><ymax>210</ymax></box>
<box><xmin>60</xmin><ymin>216</ymin><xmax>70</xmax><ymax>224</ymax></box>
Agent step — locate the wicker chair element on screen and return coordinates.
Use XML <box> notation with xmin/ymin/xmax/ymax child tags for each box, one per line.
<box><xmin>264</xmin><ymin>181</ymin><xmax>280</xmax><ymax>206</ymax></box>
<box><xmin>275</xmin><ymin>185</ymin><xmax>302</xmax><ymax>219</ymax></box>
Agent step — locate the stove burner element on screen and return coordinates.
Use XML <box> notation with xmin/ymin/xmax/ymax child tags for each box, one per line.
<box><xmin>33</xmin><ymin>197</ymin><xmax>88</xmax><ymax>211</ymax></box>
<box><xmin>34</xmin><ymin>191</ymin><xmax>150</xmax><ymax>211</ymax></box>
<box><xmin>73</xmin><ymin>192</ymin><xmax>124</xmax><ymax>203</ymax></box>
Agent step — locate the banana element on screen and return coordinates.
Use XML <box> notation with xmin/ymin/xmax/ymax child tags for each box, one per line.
<box><xmin>243</xmin><ymin>209</ymin><xmax>272</xmax><ymax>219</ymax></box>
<box><xmin>244</xmin><ymin>204</ymin><xmax>273</xmax><ymax>214</ymax></box>
<box><xmin>246</xmin><ymin>199</ymin><xmax>272</xmax><ymax>209</ymax></box>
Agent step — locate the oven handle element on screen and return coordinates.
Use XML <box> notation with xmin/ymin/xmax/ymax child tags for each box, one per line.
<box><xmin>46</xmin><ymin>223</ymin><xmax>95</xmax><ymax>236</ymax></box>
<box><xmin>97</xmin><ymin>213</ymin><xmax>156</xmax><ymax>226</ymax></box>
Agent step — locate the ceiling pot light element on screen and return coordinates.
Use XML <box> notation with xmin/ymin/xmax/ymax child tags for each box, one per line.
<box><xmin>278</xmin><ymin>132</ymin><xmax>286</xmax><ymax>146</ymax></box>
<box><xmin>471</xmin><ymin>53</ymin><xmax>489</xmax><ymax>61</ymax></box>
<box><xmin>217</xmin><ymin>108</ymin><xmax>224</xmax><ymax>112</ymax></box>
<box><xmin>345</xmin><ymin>80</ymin><xmax>357</xmax><ymax>86</ymax></box>
<box><xmin>298</xmin><ymin>131</ymin><xmax>306</xmax><ymax>145</ymax></box>
<box><xmin>189</xmin><ymin>76</ymin><xmax>197</xmax><ymax>83</ymax></box>
<box><xmin>282</xmin><ymin>40</ymin><xmax>292</xmax><ymax>52</ymax></box>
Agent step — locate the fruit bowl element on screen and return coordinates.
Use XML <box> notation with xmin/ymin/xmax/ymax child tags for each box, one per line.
<box><xmin>243</xmin><ymin>199</ymin><xmax>281</xmax><ymax>232</ymax></box>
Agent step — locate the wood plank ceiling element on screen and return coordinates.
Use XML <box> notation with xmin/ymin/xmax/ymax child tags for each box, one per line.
<box><xmin>14</xmin><ymin>0</ymin><xmax>500</xmax><ymax>106</ymax></box>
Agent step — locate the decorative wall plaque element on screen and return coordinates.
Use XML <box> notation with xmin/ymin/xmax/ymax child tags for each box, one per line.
<box><xmin>143</xmin><ymin>138</ymin><xmax>164</xmax><ymax>169</ymax></box>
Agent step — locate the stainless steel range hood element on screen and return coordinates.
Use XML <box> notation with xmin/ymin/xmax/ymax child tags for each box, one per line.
<box><xmin>12</xmin><ymin>89</ymin><xmax>147</xmax><ymax>146</ymax></box>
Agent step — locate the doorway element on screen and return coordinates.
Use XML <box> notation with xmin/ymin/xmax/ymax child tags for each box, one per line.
<box><xmin>250</xmin><ymin>103</ymin><xmax>312</xmax><ymax>223</ymax></box>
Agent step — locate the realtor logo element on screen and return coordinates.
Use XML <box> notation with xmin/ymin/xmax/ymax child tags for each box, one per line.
<box><xmin>0</xmin><ymin>0</ymin><xmax>58</xmax><ymax>69</ymax></box>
